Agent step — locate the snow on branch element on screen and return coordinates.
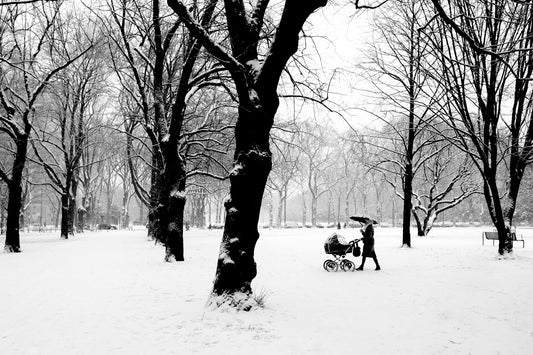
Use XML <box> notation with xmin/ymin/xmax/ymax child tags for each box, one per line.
<box><xmin>0</xmin><ymin>0</ymin><xmax>57</xmax><ymax>5</ymax></box>
<box><xmin>167</xmin><ymin>0</ymin><xmax>243</xmax><ymax>72</ymax></box>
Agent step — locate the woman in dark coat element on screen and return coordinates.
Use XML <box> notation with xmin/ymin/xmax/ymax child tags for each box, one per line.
<box><xmin>357</xmin><ymin>220</ymin><xmax>381</xmax><ymax>271</ymax></box>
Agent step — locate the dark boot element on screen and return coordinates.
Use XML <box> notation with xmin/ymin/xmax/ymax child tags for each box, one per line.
<box><xmin>357</xmin><ymin>257</ymin><xmax>366</xmax><ymax>270</ymax></box>
<box><xmin>373</xmin><ymin>256</ymin><xmax>381</xmax><ymax>270</ymax></box>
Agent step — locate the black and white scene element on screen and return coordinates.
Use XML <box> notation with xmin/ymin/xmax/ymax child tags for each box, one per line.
<box><xmin>1</xmin><ymin>0</ymin><xmax>533</xmax><ymax>353</ymax></box>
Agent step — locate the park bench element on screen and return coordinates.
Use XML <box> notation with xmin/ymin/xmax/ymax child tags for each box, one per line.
<box><xmin>482</xmin><ymin>231</ymin><xmax>525</xmax><ymax>248</ymax></box>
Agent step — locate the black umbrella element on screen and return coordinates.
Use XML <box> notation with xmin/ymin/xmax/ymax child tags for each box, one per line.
<box><xmin>350</xmin><ymin>216</ymin><xmax>378</xmax><ymax>225</ymax></box>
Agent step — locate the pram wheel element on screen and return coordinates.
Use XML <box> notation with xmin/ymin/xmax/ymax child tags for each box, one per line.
<box><xmin>340</xmin><ymin>259</ymin><xmax>355</xmax><ymax>272</ymax></box>
<box><xmin>323</xmin><ymin>259</ymin><xmax>338</xmax><ymax>272</ymax></box>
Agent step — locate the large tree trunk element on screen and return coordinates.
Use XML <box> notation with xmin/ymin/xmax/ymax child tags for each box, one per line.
<box><xmin>503</xmin><ymin>160</ymin><xmax>524</xmax><ymax>229</ymax></box>
<box><xmin>210</xmin><ymin>95</ymin><xmax>274</xmax><ymax>306</ymax></box>
<box><xmin>68</xmin><ymin>195</ymin><xmax>75</xmax><ymax>234</ymax></box>
<box><xmin>159</xmin><ymin>145</ymin><xmax>186</xmax><ymax>262</ymax></box>
<box><xmin>5</xmin><ymin>182</ymin><xmax>23</xmax><ymax>252</ymax></box>
<box><xmin>148</xmin><ymin>151</ymin><xmax>163</xmax><ymax>241</ymax></box>
<box><xmin>4</xmin><ymin>137</ymin><xmax>28</xmax><ymax>253</ymax></box>
<box><xmin>484</xmin><ymin>178</ymin><xmax>513</xmax><ymax>255</ymax></box>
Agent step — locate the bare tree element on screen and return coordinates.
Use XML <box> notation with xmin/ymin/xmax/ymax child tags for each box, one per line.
<box><xmin>268</xmin><ymin>127</ymin><xmax>300</xmax><ymax>227</ymax></box>
<box><xmin>79</xmin><ymin>123</ymin><xmax>108</xmax><ymax>229</ymax></box>
<box><xmin>31</xmin><ymin>22</ymin><xmax>106</xmax><ymax>239</ymax></box>
<box><xmin>411</xmin><ymin>143</ymin><xmax>479</xmax><ymax>236</ymax></box>
<box><xmin>297</xmin><ymin>123</ymin><xmax>340</xmax><ymax>227</ymax></box>
<box><xmin>167</xmin><ymin>0</ymin><xmax>328</xmax><ymax>307</ymax></box>
<box><xmin>0</xmin><ymin>2</ymin><xmax>89</xmax><ymax>252</ymax></box>
<box><xmin>104</xmin><ymin>0</ymin><xmax>230</xmax><ymax>261</ymax></box>
<box><xmin>360</xmin><ymin>0</ymin><xmax>440</xmax><ymax>246</ymax></box>
<box><xmin>428</xmin><ymin>0</ymin><xmax>533</xmax><ymax>255</ymax></box>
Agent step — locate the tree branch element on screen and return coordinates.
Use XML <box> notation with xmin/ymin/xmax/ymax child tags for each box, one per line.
<box><xmin>167</xmin><ymin>0</ymin><xmax>243</xmax><ymax>72</ymax></box>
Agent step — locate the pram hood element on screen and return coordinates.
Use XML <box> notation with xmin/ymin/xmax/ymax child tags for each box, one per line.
<box><xmin>324</xmin><ymin>233</ymin><xmax>351</xmax><ymax>255</ymax></box>
<box><xmin>324</xmin><ymin>233</ymin><xmax>348</xmax><ymax>246</ymax></box>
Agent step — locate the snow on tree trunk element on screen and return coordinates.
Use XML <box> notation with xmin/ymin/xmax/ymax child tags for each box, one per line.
<box><xmin>413</xmin><ymin>210</ymin><xmax>424</xmax><ymax>236</ymax></box>
<box><xmin>211</xmin><ymin>139</ymin><xmax>272</xmax><ymax>309</ymax></box>
<box><xmin>164</xmin><ymin>186</ymin><xmax>185</xmax><ymax>262</ymax></box>
<box><xmin>424</xmin><ymin>212</ymin><xmax>437</xmax><ymax>236</ymax></box>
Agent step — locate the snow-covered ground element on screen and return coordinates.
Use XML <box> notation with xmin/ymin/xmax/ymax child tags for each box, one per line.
<box><xmin>1</xmin><ymin>226</ymin><xmax>533</xmax><ymax>354</ymax></box>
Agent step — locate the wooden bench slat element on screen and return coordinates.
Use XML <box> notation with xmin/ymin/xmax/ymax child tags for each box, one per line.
<box><xmin>482</xmin><ymin>231</ymin><xmax>525</xmax><ymax>247</ymax></box>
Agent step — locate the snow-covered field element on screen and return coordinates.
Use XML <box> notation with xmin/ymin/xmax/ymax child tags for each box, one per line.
<box><xmin>1</xmin><ymin>226</ymin><xmax>533</xmax><ymax>354</ymax></box>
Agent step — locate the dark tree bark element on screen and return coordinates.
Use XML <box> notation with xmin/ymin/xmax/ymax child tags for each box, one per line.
<box><xmin>60</xmin><ymin>192</ymin><xmax>70</xmax><ymax>239</ymax></box>
<box><xmin>0</xmin><ymin>188</ymin><xmax>6</xmax><ymax>234</ymax></box>
<box><xmin>168</xmin><ymin>0</ymin><xmax>328</xmax><ymax>307</ymax></box>
<box><xmin>4</xmin><ymin>136</ymin><xmax>28</xmax><ymax>252</ymax></box>
<box><xmin>402</xmin><ymin>162</ymin><xmax>413</xmax><ymax>247</ymax></box>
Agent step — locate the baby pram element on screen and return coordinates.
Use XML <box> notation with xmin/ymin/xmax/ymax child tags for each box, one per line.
<box><xmin>323</xmin><ymin>233</ymin><xmax>361</xmax><ymax>272</ymax></box>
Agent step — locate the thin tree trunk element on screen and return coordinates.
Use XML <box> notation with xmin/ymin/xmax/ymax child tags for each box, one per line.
<box><xmin>412</xmin><ymin>209</ymin><xmax>424</xmax><ymax>236</ymax></box>
<box><xmin>391</xmin><ymin>197</ymin><xmax>396</xmax><ymax>227</ymax></box>
<box><xmin>60</xmin><ymin>192</ymin><xmax>70</xmax><ymax>239</ymax></box>
<box><xmin>0</xmin><ymin>197</ymin><xmax>5</xmax><ymax>234</ymax></box>
<box><xmin>302</xmin><ymin>190</ymin><xmax>307</xmax><ymax>226</ymax></box>
<box><xmin>54</xmin><ymin>197</ymin><xmax>61</xmax><ymax>229</ymax></box>
<box><xmin>311</xmin><ymin>196</ymin><xmax>317</xmax><ymax>227</ymax></box>
<box><xmin>268</xmin><ymin>191</ymin><xmax>273</xmax><ymax>228</ymax></box>
<box><xmin>276</xmin><ymin>190</ymin><xmax>283</xmax><ymax>227</ymax></box>
<box><xmin>283</xmin><ymin>186</ymin><xmax>287</xmax><ymax>225</ymax></box>
<box><xmin>402</xmin><ymin>164</ymin><xmax>413</xmax><ymax>246</ymax></box>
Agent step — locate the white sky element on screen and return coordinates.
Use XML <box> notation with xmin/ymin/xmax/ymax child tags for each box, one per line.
<box><xmin>275</xmin><ymin>3</ymin><xmax>385</xmax><ymax>133</ymax></box>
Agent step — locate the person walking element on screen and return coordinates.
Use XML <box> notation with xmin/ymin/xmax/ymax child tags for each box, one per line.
<box><xmin>356</xmin><ymin>219</ymin><xmax>381</xmax><ymax>271</ymax></box>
